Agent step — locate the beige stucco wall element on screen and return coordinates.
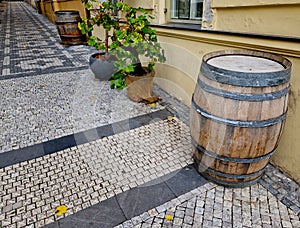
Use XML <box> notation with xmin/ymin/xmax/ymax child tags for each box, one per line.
<box><xmin>40</xmin><ymin>0</ymin><xmax>55</xmax><ymax>23</ymax></box>
<box><xmin>211</xmin><ymin>0</ymin><xmax>300</xmax><ymax>38</ymax></box>
<box><xmin>53</xmin><ymin>0</ymin><xmax>86</xmax><ymax>18</ymax></box>
<box><xmin>40</xmin><ymin>0</ymin><xmax>86</xmax><ymax>23</ymax></box>
<box><xmin>154</xmin><ymin>28</ymin><xmax>300</xmax><ymax>184</ymax></box>
<box><xmin>275</xmin><ymin>56</ymin><xmax>300</xmax><ymax>184</ymax></box>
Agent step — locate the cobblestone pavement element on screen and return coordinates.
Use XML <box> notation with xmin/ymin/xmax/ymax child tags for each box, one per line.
<box><xmin>118</xmin><ymin>181</ymin><xmax>300</xmax><ymax>228</ymax></box>
<box><xmin>0</xmin><ymin>1</ymin><xmax>300</xmax><ymax>228</ymax></box>
<box><xmin>0</xmin><ymin>1</ymin><xmax>92</xmax><ymax>77</ymax></box>
<box><xmin>0</xmin><ymin>69</ymin><xmax>167</xmax><ymax>153</ymax></box>
<box><xmin>0</xmin><ymin>1</ymin><xmax>167</xmax><ymax>153</ymax></box>
<box><xmin>1</xmin><ymin>117</ymin><xmax>193</xmax><ymax>227</ymax></box>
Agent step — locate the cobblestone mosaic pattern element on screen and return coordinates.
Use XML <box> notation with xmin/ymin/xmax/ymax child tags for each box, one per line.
<box><xmin>0</xmin><ymin>118</ymin><xmax>193</xmax><ymax>227</ymax></box>
<box><xmin>260</xmin><ymin>164</ymin><xmax>300</xmax><ymax>216</ymax></box>
<box><xmin>0</xmin><ymin>69</ymin><xmax>165</xmax><ymax>153</ymax></box>
<box><xmin>118</xmin><ymin>183</ymin><xmax>300</xmax><ymax>228</ymax></box>
<box><xmin>0</xmin><ymin>2</ymin><xmax>94</xmax><ymax>77</ymax></box>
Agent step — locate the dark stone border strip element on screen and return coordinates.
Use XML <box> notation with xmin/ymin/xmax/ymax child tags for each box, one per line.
<box><xmin>44</xmin><ymin>164</ymin><xmax>208</xmax><ymax>228</ymax></box>
<box><xmin>0</xmin><ymin>109</ymin><xmax>172</xmax><ymax>168</ymax></box>
<box><xmin>0</xmin><ymin>66</ymin><xmax>89</xmax><ymax>80</ymax></box>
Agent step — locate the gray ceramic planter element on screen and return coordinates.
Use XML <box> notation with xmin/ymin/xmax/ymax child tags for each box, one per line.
<box><xmin>89</xmin><ymin>53</ymin><xmax>116</xmax><ymax>81</ymax></box>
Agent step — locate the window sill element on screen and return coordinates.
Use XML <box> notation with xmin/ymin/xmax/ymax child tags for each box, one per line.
<box><xmin>153</xmin><ymin>22</ymin><xmax>202</xmax><ymax>31</ymax></box>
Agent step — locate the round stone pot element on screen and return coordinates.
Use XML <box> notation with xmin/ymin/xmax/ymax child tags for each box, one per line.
<box><xmin>89</xmin><ymin>53</ymin><xmax>116</xmax><ymax>81</ymax></box>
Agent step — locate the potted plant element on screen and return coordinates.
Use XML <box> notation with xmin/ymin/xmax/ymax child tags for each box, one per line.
<box><xmin>109</xmin><ymin>3</ymin><xmax>166</xmax><ymax>103</ymax></box>
<box><xmin>78</xmin><ymin>0</ymin><xmax>120</xmax><ymax>80</ymax></box>
<box><xmin>79</xmin><ymin>0</ymin><xmax>166</xmax><ymax>103</ymax></box>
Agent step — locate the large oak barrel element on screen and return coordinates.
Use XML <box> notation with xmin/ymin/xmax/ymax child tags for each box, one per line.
<box><xmin>55</xmin><ymin>11</ymin><xmax>86</xmax><ymax>45</ymax></box>
<box><xmin>191</xmin><ymin>50</ymin><xmax>291</xmax><ymax>188</ymax></box>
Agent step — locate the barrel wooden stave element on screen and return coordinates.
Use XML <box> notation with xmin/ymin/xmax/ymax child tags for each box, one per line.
<box><xmin>190</xmin><ymin>108</ymin><xmax>284</xmax><ymax>159</ymax></box>
<box><xmin>193</xmin><ymin>139</ymin><xmax>271</xmax><ymax>174</ymax></box>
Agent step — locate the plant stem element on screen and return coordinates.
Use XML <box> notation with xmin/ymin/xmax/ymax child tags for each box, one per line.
<box><xmin>105</xmin><ymin>30</ymin><xmax>109</xmax><ymax>55</ymax></box>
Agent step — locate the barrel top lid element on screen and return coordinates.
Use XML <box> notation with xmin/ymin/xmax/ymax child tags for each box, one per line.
<box><xmin>207</xmin><ymin>55</ymin><xmax>285</xmax><ymax>73</ymax></box>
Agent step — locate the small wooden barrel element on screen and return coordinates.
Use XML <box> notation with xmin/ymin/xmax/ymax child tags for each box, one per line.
<box><xmin>191</xmin><ymin>50</ymin><xmax>291</xmax><ymax>188</ymax></box>
<box><xmin>55</xmin><ymin>11</ymin><xmax>86</xmax><ymax>45</ymax></box>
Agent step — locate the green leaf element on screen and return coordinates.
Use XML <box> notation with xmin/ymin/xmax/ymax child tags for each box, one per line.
<box><xmin>116</xmin><ymin>2</ymin><xmax>123</xmax><ymax>9</ymax></box>
<box><xmin>125</xmin><ymin>65</ymin><xmax>135</xmax><ymax>73</ymax></box>
<box><xmin>110</xmin><ymin>80</ymin><xmax>115</xmax><ymax>89</ymax></box>
<box><xmin>139</xmin><ymin>8</ymin><xmax>147</xmax><ymax>14</ymax></box>
<box><xmin>87</xmin><ymin>39</ymin><xmax>95</xmax><ymax>46</ymax></box>
<box><xmin>85</xmin><ymin>2</ymin><xmax>92</xmax><ymax>10</ymax></box>
<box><xmin>148</xmin><ymin>61</ymin><xmax>155</xmax><ymax>72</ymax></box>
<box><xmin>142</xmin><ymin>27</ymin><xmax>154</xmax><ymax>35</ymax></box>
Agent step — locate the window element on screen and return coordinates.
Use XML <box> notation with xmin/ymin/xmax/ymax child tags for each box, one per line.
<box><xmin>171</xmin><ymin>0</ymin><xmax>203</xmax><ymax>20</ymax></box>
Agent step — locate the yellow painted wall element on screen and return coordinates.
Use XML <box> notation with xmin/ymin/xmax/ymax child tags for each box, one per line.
<box><xmin>211</xmin><ymin>0</ymin><xmax>300</xmax><ymax>38</ymax></box>
<box><xmin>53</xmin><ymin>0</ymin><xmax>87</xmax><ymax>18</ymax></box>
<box><xmin>274</xmin><ymin>56</ymin><xmax>300</xmax><ymax>184</ymax></box>
<box><xmin>40</xmin><ymin>0</ymin><xmax>86</xmax><ymax>24</ymax></box>
<box><xmin>123</xmin><ymin>0</ymin><xmax>153</xmax><ymax>9</ymax></box>
<box><xmin>42</xmin><ymin>0</ymin><xmax>56</xmax><ymax>23</ymax></box>
<box><xmin>154</xmin><ymin>27</ymin><xmax>300</xmax><ymax>184</ymax></box>
<box><xmin>122</xmin><ymin>0</ymin><xmax>165</xmax><ymax>24</ymax></box>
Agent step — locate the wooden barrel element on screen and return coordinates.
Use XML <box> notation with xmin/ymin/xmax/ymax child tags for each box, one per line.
<box><xmin>55</xmin><ymin>11</ymin><xmax>86</xmax><ymax>45</ymax></box>
<box><xmin>191</xmin><ymin>50</ymin><xmax>291</xmax><ymax>188</ymax></box>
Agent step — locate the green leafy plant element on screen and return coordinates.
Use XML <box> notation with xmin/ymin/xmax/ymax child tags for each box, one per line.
<box><xmin>79</xmin><ymin>0</ymin><xmax>166</xmax><ymax>89</ymax></box>
<box><xmin>110</xmin><ymin>3</ymin><xmax>166</xmax><ymax>90</ymax></box>
<box><xmin>78</xmin><ymin>0</ymin><xmax>121</xmax><ymax>60</ymax></box>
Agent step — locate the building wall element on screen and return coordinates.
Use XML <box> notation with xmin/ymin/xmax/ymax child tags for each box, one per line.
<box><xmin>54</xmin><ymin>0</ymin><xmax>87</xmax><ymax>18</ymax></box>
<box><xmin>41</xmin><ymin>0</ymin><xmax>56</xmax><ymax>23</ymax></box>
<box><xmin>210</xmin><ymin>0</ymin><xmax>300</xmax><ymax>37</ymax></box>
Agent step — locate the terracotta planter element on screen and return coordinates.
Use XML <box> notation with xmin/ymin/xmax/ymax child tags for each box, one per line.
<box><xmin>125</xmin><ymin>70</ymin><xmax>156</xmax><ymax>103</ymax></box>
<box><xmin>89</xmin><ymin>53</ymin><xmax>116</xmax><ymax>81</ymax></box>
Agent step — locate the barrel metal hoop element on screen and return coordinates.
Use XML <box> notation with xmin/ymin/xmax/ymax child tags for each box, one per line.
<box><xmin>194</xmin><ymin>156</ymin><xmax>267</xmax><ymax>179</ymax></box>
<box><xmin>191</xmin><ymin>97</ymin><xmax>287</xmax><ymax>128</ymax></box>
<box><xmin>194</xmin><ymin>162</ymin><xmax>263</xmax><ymax>188</ymax></box>
<box><xmin>56</xmin><ymin>22</ymin><xmax>80</xmax><ymax>24</ymax></box>
<box><xmin>197</xmin><ymin>77</ymin><xmax>290</xmax><ymax>101</ymax></box>
<box><xmin>192</xmin><ymin>139</ymin><xmax>276</xmax><ymax>163</ymax></box>
<box><xmin>55</xmin><ymin>11</ymin><xmax>80</xmax><ymax>16</ymax></box>
<box><xmin>200</xmin><ymin>61</ymin><xmax>291</xmax><ymax>87</ymax></box>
